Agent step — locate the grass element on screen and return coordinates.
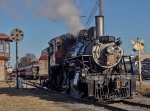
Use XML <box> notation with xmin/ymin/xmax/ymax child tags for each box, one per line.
<box><xmin>0</xmin><ymin>82</ymin><xmax>72</xmax><ymax>111</ymax></box>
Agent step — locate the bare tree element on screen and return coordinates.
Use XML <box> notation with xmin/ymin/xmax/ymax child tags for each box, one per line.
<box><xmin>19</xmin><ymin>53</ymin><xmax>37</xmax><ymax>67</ymax></box>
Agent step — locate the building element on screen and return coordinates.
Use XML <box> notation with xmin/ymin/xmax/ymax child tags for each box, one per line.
<box><xmin>0</xmin><ymin>33</ymin><xmax>11</xmax><ymax>81</ymax></box>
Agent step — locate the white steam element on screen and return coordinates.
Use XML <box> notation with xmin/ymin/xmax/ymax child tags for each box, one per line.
<box><xmin>0</xmin><ymin>0</ymin><xmax>84</xmax><ymax>35</ymax></box>
<box><xmin>39</xmin><ymin>0</ymin><xmax>84</xmax><ymax>35</ymax></box>
<box><xmin>40</xmin><ymin>0</ymin><xmax>83</xmax><ymax>34</ymax></box>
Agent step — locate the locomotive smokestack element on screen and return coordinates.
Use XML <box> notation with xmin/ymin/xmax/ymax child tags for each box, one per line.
<box><xmin>96</xmin><ymin>0</ymin><xmax>104</xmax><ymax>38</ymax></box>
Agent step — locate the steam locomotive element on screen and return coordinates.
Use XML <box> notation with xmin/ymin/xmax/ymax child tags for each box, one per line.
<box><xmin>37</xmin><ymin>1</ymin><xmax>136</xmax><ymax>100</ymax></box>
<box><xmin>40</xmin><ymin>24</ymin><xmax>136</xmax><ymax>100</ymax></box>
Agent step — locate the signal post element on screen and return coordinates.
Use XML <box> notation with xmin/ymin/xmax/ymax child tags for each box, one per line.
<box><xmin>10</xmin><ymin>28</ymin><xmax>24</xmax><ymax>89</ymax></box>
<box><xmin>131</xmin><ymin>38</ymin><xmax>144</xmax><ymax>87</ymax></box>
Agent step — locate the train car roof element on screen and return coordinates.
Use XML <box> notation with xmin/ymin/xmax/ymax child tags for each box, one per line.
<box><xmin>39</xmin><ymin>55</ymin><xmax>48</xmax><ymax>60</ymax></box>
<box><xmin>40</xmin><ymin>47</ymin><xmax>49</xmax><ymax>60</ymax></box>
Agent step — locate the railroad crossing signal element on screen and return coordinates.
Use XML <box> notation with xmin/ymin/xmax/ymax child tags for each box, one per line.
<box><xmin>131</xmin><ymin>38</ymin><xmax>144</xmax><ymax>87</ymax></box>
<box><xmin>131</xmin><ymin>39</ymin><xmax>144</xmax><ymax>52</ymax></box>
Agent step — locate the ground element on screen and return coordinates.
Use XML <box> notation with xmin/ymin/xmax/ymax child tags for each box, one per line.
<box><xmin>0</xmin><ymin>82</ymin><xmax>72</xmax><ymax>111</ymax></box>
<box><xmin>136</xmin><ymin>79</ymin><xmax>150</xmax><ymax>97</ymax></box>
<box><xmin>0</xmin><ymin>81</ymin><xmax>108</xmax><ymax>111</ymax></box>
<box><xmin>0</xmin><ymin>80</ymin><xmax>149</xmax><ymax>111</ymax></box>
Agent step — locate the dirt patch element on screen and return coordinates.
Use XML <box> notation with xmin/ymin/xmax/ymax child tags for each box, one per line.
<box><xmin>0</xmin><ymin>82</ymin><xmax>72</xmax><ymax>111</ymax></box>
<box><xmin>136</xmin><ymin>85</ymin><xmax>150</xmax><ymax>98</ymax></box>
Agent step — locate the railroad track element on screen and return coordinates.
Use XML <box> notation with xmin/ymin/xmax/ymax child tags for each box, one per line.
<box><xmin>22</xmin><ymin>80</ymin><xmax>150</xmax><ymax>111</ymax></box>
<box><xmin>122</xmin><ymin>100</ymin><xmax>150</xmax><ymax>109</ymax></box>
<box><xmin>6</xmin><ymin>80</ymin><xmax>16</xmax><ymax>87</ymax></box>
<box><xmin>105</xmin><ymin>101</ymin><xmax>149</xmax><ymax>111</ymax></box>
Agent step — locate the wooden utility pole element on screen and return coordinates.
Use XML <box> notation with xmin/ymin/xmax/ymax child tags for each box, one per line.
<box><xmin>131</xmin><ymin>38</ymin><xmax>144</xmax><ymax>87</ymax></box>
<box><xmin>138</xmin><ymin>46</ymin><xmax>142</xmax><ymax>87</ymax></box>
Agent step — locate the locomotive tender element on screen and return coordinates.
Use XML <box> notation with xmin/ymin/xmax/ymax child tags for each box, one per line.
<box><xmin>41</xmin><ymin>1</ymin><xmax>136</xmax><ymax>101</ymax></box>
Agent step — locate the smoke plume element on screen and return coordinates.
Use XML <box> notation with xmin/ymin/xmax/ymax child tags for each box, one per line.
<box><xmin>0</xmin><ymin>0</ymin><xmax>84</xmax><ymax>35</ymax></box>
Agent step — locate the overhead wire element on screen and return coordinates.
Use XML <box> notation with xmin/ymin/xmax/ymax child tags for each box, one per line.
<box><xmin>85</xmin><ymin>0</ymin><xmax>100</xmax><ymax>28</ymax></box>
<box><xmin>86</xmin><ymin>0</ymin><xmax>99</xmax><ymax>27</ymax></box>
<box><xmin>80</xmin><ymin>0</ymin><xmax>94</xmax><ymax>27</ymax></box>
<box><xmin>87</xmin><ymin>0</ymin><xmax>96</xmax><ymax>14</ymax></box>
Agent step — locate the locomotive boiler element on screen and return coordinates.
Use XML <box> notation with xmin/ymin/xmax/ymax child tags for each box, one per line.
<box><xmin>72</xmin><ymin>29</ymin><xmax>123</xmax><ymax>69</ymax></box>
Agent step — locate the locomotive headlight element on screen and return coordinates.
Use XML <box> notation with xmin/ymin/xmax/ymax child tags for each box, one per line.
<box><xmin>107</xmin><ymin>46</ymin><xmax>115</xmax><ymax>54</ymax></box>
<box><xmin>82</xmin><ymin>73</ymin><xmax>86</xmax><ymax>77</ymax></box>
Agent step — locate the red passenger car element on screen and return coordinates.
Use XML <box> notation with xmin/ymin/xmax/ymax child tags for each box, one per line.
<box><xmin>19</xmin><ymin>60</ymin><xmax>39</xmax><ymax>79</ymax></box>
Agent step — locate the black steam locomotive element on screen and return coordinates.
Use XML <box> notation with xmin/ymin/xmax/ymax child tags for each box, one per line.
<box><xmin>43</xmin><ymin>25</ymin><xmax>136</xmax><ymax>101</ymax></box>
<box><xmin>41</xmin><ymin>2</ymin><xmax>136</xmax><ymax>100</ymax></box>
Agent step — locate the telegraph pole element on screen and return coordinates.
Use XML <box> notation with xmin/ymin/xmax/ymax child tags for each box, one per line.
<box><xmin>137</xmin><ymin>38</ymin><xmax>144</xmax><ymax>87</ymax></box>
<box><xmin>100</xmin><ymin>0</ymin><xmax>103</xmax><ymax>16</ymax></box>
<box><xmin>138</xmin><ymin>45</ymin><xmax>142</xmax><ymax>87</ymax></box>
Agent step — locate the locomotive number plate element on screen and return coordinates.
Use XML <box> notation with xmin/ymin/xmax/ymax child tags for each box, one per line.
<box><xmin>107</xmin><ymin>55</ymin><xmax>116</xmax><ymax>63</ymax></box>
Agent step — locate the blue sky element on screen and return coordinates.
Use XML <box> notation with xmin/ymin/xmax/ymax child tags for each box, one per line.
<box><xmin>0</xmin><ymin>0</ymin><xmax>150</xmax><ymax>66</ymax></box>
